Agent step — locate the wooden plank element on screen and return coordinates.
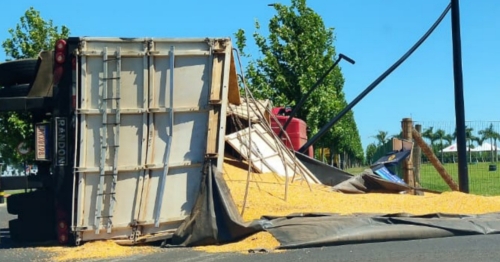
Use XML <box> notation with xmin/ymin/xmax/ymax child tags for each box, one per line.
<box><xmin>412</xmin><ymin>124</ymin><xmax>423</xmax><ymax>195</ymax></box>
<box><xmin>210</xmin><ymin>54</ymin><xmax>223</xmax><ymax>103</ymax></box>
<box><xmin>228</xmin><ymin>99</ymin><xmax>270</xmax><ymax>123</ymax></box>
<box><xmin>228</xmin><ymin>55</ymin><xmax>241</xmax><ymax>105</ymax></box>
<box><xmin>206</xmin><ymin>48</ymin><xmax>225</xmax><ymax>156</ymax></box>
<box><xmin>206</xmin><ymin>106</ymin><xmax>220</xmax><ymax>156</ymax></box>
<box><xmin>402</xmin><ymin>118</ymin><xmax>415</xmax><ymax>195</ymax></box>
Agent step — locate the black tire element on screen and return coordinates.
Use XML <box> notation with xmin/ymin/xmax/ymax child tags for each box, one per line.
<box><xmin>6</xmin><ymin>190</ymin><xmax>54</xmax><ymax>216</ymax></box>
<box><xmin>0</xmin><ymin>59</ymin><xmax>38</xmax><ymax>87</ymax></box>
<box><xmin>0</xmin><ymin>84</ymin><xmax>30</xmax><ymax>97</ymax></box>
<box><xmin>9</xmin><ymin>217</ymin><xmax>56</xmax><ymax>243</ymax></box>
<box><xmin>6</xmin><ymin>193</ymin><xmax>24</xmax><ymax>215</ymax></box>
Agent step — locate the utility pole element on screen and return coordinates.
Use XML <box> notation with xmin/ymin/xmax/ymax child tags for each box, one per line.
<box><xmin>450</xmin><ymin>0</ymin><xmax>469</xmax><ymax>193</ymax></box>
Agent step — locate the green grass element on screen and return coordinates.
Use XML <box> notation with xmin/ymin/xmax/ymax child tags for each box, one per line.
<box><xmin>419</xmin><ymin>162</ymin><xmax>500</xmax><ymax>196</ymax></box>
<box><xmin>346</xmin><ymin>162</ymin><xmax>500</xmax><ymax>196</ymax></box>
<box><xmin>345</xmin><ymin>166</ymin><xmax>368</xmax><ymax>175</ymax></box>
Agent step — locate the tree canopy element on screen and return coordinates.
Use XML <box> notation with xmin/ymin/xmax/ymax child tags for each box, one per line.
<box><xmin>0</xmin><ymin>7</ymin><xmax>70</xmax><ymax>167</ymax></box>
<box><xmin>235</xmin><ymin>0</ymin><xmax>363</xmax><ymax>163</ymax></box>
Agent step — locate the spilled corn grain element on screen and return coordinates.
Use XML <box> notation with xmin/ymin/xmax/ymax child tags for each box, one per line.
<box><xmin>194</xmin><ymin>232</ymin><xmax>280</xmax><ymax>254</ymax></box>
<box><xmin>195</xmin><ymin>157</ymin><xmax>500</xmax><ymax>253</ymax></box>
<box><xmin>38</xmin><ymin>240</ymin><xmax>161</xmax><ymax>261</ymax></box>
<box><xmin>222</xmin><ymin>158</ymin><xmax>500</xmax><ymax>220</ymax></box>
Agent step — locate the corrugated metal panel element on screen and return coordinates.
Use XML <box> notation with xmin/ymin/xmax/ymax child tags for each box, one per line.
<box><xmin>73</xmin><ymin>38</ymin><xmax>231</xmax><ymax>243</ymax></box>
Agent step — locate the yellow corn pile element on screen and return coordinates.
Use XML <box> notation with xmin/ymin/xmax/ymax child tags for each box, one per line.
<box><xmin>194</xmin><ymin>157</ymin><xmax>500</xmax><ymax>253</ymax></box>
<box><xmin>39</xmin><ymin>240</ymin><xmax>161</xmax><ymax>261</ymax></box>
<box><xmin>195</xmin><ymin>232</ymin><xmax>281</xmax><ymax>254</ymax></box>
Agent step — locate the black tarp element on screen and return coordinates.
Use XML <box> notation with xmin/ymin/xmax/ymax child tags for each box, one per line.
<box><xmin>331</xmin><ymin>169</ymin><xmax>412</xmax><ymax>194</ymax></box>
<box><xmin>371</xmin><ymin>149</ymin><xmax>412</xmax><ymax>167</ymax></box>
<box><xmin>165</xmin><ymin>163</ymin><xmax>500</xmax><ymax>250</ymax></box>
<box><xmin>166</xmin><ymin>162</ymin><xmax>264</xmax><ymax>247</ymax></box>
<box><xmin>294</xmin><ymin>151</ymin><xmax>353</xmax><ymax>186</ymax></box>
<box><xmin>262</xmin><ymin>212</ymin><xmax>500</xmax><ymax>249</ymax></box>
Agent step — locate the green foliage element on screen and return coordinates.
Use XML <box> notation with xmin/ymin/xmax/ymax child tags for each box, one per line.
<box><xmin>422</xmin><ymin>127</ymin><xmax>438</xmax><ymax>145</ymax></box>
<box><xmin>365</xmin><ymin>143</ymin><xmax>378</xmax><ymax>164</ymax></box>
<box><xmin>372</xmin><ymin>130</ymin><xmax>389</xmax><ymax>146</ymax></box>
<box><xmin>478</xmin><ymin>123</ymin><xmax>500</xmax><ymax>163</ymax></box>
<box><xmin>2</xmin><ymin>7</ymin><xmax>70</xmax><ymax>59</ymax></box>
<box><xmin>234</xmin><ymin>0</ymin><xmax>363</xmax><ymax>162</ymax></box>
<box><xmin>0</xmin><ymin>7</ymin><xmax>70</xmax><ymax>167</ymax></box>
<box><xmin>434</xmin><ymin>128</ymin><xmax>453</xmax><ymax>163</ymax></box>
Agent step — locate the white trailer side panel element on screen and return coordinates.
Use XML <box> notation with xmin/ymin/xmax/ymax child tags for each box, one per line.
<box><xmin>73</xmin><ymin>37</ymin><xmax>231</xmax><ymax>243</ymax></box>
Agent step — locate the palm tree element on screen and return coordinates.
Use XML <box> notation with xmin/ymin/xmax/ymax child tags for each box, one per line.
<box><xmin>475</xmin><ymin>136</ymin><xmax>486</xmax><ymax>162</ymax></box>
<box><xmin>453</xmin><ymin>126</ymin><xmax>477</xmax><ymax>163</ymax></box>
<box><xmin>443</xmin><ymin>135</ymin><xmax>455</xmax><ymax>163</ymax></box>
<box><xmin>422</xmin><ymin>127</ymin><xmax>438</xmax><ymax>146</ymax></box>
<box><xmin>372</xmin><ymin>130</ymin><xmax>389</xmax><ymax>147</ymax></box>
<box><xmin>422</xmin><ymin>127</ymin><xmax>440</xmax><ymax>157</ymax></box>
<box><xmin>495</xmin><ymin>132</ymin><xmax>500</xmax><ymax>162</ymax></box>
<box><xmin>435</xmin><ymin>129</ymin><xmax>453</xmax><ymax>163</ymax></box>
<box><xmin>478</xmin><ymin>124</ymin><xmax>497</xmax><ymax>163</ymax></box>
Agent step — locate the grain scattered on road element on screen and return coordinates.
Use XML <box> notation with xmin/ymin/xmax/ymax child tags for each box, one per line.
<box><xmin>38</xmin><ymin>240</ymin><xmax>161</xmax><ymax>261</ymax></box>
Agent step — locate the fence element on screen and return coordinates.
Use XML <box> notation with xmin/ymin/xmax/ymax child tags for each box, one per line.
<box><xmin>414</xmin><ymin>121</ymin><xmax>500</xmax><ymax>196</ymax></box>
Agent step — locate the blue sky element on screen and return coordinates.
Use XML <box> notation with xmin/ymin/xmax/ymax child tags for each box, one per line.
<box><xmin>1</xmin><ymin>0</ymin><xmax>499</xmax><ymax>151</ymax></box>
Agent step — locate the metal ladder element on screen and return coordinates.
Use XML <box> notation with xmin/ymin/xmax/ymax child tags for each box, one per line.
<box><xmin>95</xmin><ymin>47</ymin><xmax>121</xmax><ymax>234</ymax></box>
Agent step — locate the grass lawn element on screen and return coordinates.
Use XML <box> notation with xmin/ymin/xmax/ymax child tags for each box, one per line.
<box><xmin>419</xmin><ymin>162</ymin><xmax>500</xmax><ymax>196</ymax></box>
<box><xmin>344</xmin><ymin>166</ymin><xmax>368</xmax><ymax>175</ymax></box>
<box><xmin>346</xmin><ymin>162</ymin><xmax>500</xmax><ymax>196</ymax></box>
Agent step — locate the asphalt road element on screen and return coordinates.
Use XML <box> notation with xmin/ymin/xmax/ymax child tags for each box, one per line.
<box><xmin>2</xmin><ymin>203</ymin><xmax>500</xmax><ymax>262</ymax></box>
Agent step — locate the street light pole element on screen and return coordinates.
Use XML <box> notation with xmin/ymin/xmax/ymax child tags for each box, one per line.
<box><xmin>450</xmin><ymin>0</ymin><xmax>469</xmax><ymax>193</ymax></box>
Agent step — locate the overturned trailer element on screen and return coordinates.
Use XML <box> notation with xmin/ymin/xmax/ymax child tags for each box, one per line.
<box><xmin>1</xmin><ymin>37</ymin><xmax>239</xmax><ymax>245</ymax></box>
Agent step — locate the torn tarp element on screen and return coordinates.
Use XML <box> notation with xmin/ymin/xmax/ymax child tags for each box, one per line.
<box><xmin>331</xmin><ymin>169</ymin><xmax>411</xmax><ymax>194</ymax></box>
<box><xmin>294</xmin><ymin>151</ymin><xmax>353</xmax><ymax>186</ymax></box>
<box><xmin>262</xmin><ymin>212</ymin><xmax>500</xmax><ymax>249</ymax></box>
<box><xmin>371</xmin><ymin>149</ymin><xmax>412</xmax><ymax>167</ymax></box>
<box><xmin>370</xmin><ymin>148</ymin><xmax>411</xmax><ymax>183</ymax></box>
<box><xmin>166</xmin><ymin>162</ymin><xmax>263</xmax><ymax>247</ymax></box>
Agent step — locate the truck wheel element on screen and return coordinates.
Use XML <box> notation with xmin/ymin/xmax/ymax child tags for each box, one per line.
<box><xmin>6</xmin><ymin>193</ymin><xmax>24</xmax><ymax>215</ymax></box>
<box><xmin>0</xmin><ymin>84</ymin><xmax>31</xmax><ymax>97</ymax></box>
<box><xmin>6</xmin><ymin>190</ymin><xmax>54</xmax><ymax>216</ymax></box>
<box><xmin>0</xmin><ymin>59</ymin><xmax>38</xmax><ymax>87</ymax></box>
<box><xmin>9</xmin><ymin>217</ymin><xmax>56</xmax><ymax>243</ymax></box>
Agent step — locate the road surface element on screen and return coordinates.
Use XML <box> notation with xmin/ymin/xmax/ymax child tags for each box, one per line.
<box><xmin>1</xmin><ymin>203</ymin><xmax>500</xmax><ymax>262</ymax></box>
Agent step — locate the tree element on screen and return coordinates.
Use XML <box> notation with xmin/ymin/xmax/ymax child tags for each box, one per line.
<box><xmin>453</xmin><ymin>126</ymin><xmax>477</xmax><ymax>163</ymax></box>
<box><xmin>495</xmin><ymin>132</ymin><xmax>500</xmax><ymax>163</ymax></box>
<box><xmin>234</xmin><ymin>0</ymin><xmax>363</xmax><ymax>163</ymax></box>
<box><xmin>372</xmin><ymin>130</ymin><xmax>389</xmax><ymax>146</ymax></box>
<box><xmin>365</xmin><ymin>143</ymin><xmax>378</xmax><ymax>165</ymax></box>
<box><xmin>0</xmin><ymin>7</ymin><xmax>70</xmax><ymax>167</ymax></box>
<box><xmin>422</xmin><ymin>127</ymin><xmax>438</xmax><ymax>146</ymax></box>
<box><xmin>435</xmin><ymin>129</ymin><xmax>453</xmax><ymax>163</ymax></box>
<box><xmin>479</xmin><ymin>123</ymin><xmax>500</xmax><ymax>163</ymax></box>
